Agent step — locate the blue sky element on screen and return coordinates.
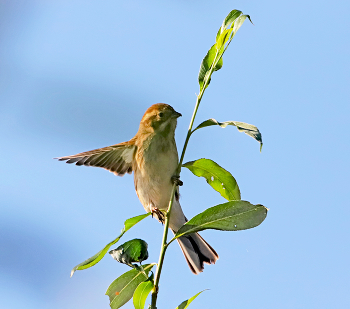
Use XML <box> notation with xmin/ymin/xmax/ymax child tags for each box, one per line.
<box><xmin>1</xmin><ymin>1</ymin><xmax>349</xmax><ymax>308</ymax></box>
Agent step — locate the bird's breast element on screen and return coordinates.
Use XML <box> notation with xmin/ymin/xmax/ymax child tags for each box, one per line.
<box><xmin>133</xmin><ymin>134</ymin><xmax>178</xmax><ymax>212</ymax></box>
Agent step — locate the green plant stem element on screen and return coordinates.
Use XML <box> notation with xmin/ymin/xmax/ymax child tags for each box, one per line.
<box><xmin>150</xmin><ymin>64</ymin><xmax>215</xmax><ymax>309</ymax></box>
<box><xmin>150</xmin><ymin>185</ymin><xmax>177</xmax><ymax>309</ymax></box>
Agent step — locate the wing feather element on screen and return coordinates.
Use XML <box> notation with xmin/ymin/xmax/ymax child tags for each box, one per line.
<box><xmin>56</xmin><ymin>141</ymin><xmax>136</xmax><ymax>176</ymax></box>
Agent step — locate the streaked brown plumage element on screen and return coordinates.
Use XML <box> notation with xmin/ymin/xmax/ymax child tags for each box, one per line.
<box><xmin>57</xmin><ymin>103</ymin><xmax>218</xmax><ymax>274</ymax></box>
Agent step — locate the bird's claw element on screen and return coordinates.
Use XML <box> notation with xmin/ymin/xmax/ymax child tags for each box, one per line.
<box><xmin>171</xmin><ymin>175</ymin><xmax>183</xmax><ymax>186</ymax></box>
<box><xmin>151</xmin><ymin>206</ymin><xmax>165</xmax><ymax>224</ymax></box>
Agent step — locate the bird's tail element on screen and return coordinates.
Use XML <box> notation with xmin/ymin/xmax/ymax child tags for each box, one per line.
<box><xmin>173</xmin><ymin>229</ymin><xmax>219</xmax><ymax>274</ymax></box>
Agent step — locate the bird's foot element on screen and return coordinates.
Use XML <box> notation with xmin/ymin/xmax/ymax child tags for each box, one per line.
<box><xmin>171</xmin><ymin>175</ymin><xmax>183</xmax><ymax>186</ymax></box>
<box><xmin>151</xmin><ymin>206</ymin><xmax>165</xmax><ymax>224</ymax></box>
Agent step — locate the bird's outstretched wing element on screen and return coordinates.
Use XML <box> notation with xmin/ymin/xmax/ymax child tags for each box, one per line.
<box><xmin>56</xmin><ymin>141</ymin><xmax>136</xmax><ymax>176</ymax></box>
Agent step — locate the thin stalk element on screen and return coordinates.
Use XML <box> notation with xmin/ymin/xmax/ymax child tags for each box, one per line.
<box><xmin>150</xmin><ymin>184</ymin><xmax>176</xmax><ymax>308</ymax></box>
<box><xmin>150</xmin><ymin>60</ymin><xmax>217</xmax><ymax>309</ymax></box>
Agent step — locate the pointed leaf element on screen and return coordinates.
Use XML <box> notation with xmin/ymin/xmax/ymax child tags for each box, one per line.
<box><xmin>70</xmin><ymin>213</ymin><xmax>151</xmax><ymax>277</ymax></box>
<box><xmin>175</xmin><ymin>290</ymin><xmax>206</xmax><ymax>309</ymax></box>
<box><xmin>192</xmin><ymin>118</ymin><xmax>262</xmax><ymax>150</ymax></box>
<box><xmin>232</xmin><ymin>14</ymin><xmax>249</xmax><ymax>34</ymax></box>
<box><xmin>198</xmin><ymin>44</ymin><xmax>219</xmax><ymax>91</ymax></box>
<box><xmin>183</xmin><ymin>159</ymin><xmax>240</xmax><ymax>201</ymax></box>
<box><xmin>133</xmin><ymin>274</ymin><xmax>154</xmax><ymax>309</ymax></box>
<box><xmin>222</xmin><ymin>10</ymin><xmax>242</xmax><ymax>33</ymax></box>
<box><xmin>123</xmin><ymin>213</ymin><xmax>152</xmax><ymax>232</ymax></box>
<box><xmin>109</xmin><ymin>239</ymin><xmax>149</xmax><ymax>266</ymax></box>
<box><xmin>216</xmin><ymin>10</ymin><xmax>242</xmax><ymax>41</ymax></box>
<box><xmin>106</xmin><ymin>264</ymin><xmax>155</xmax><ymax>309</ymax></box>
<box><xmin>246</xmin><ymin>15</ymin><xmax>254</xmax><ymax>25</ymax></box>
<box><xmin>198</xmin><ymin>10</ymin><xmax>250</xmax><ymax>92</ymax></box>
<box><xmin>175</xmin><ymin>201</ymin><xmax>268</xmax><ymax>238</ymax></box>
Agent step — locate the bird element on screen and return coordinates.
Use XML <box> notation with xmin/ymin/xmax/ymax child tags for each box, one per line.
<box><xmin>56</xmin><ymin>103</ymin><xmax>218</xmax><ymax>274</ymax></box>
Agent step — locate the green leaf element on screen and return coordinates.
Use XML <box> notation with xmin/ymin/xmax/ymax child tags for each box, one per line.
<box><xmin>175</xmin><ymin>290</ymin><xmax>206</xmax><ymax>309</ymax></box>
<box><xmin>106</xmin><ymin>264</ymin><xmax>155</xmax><ymax>309</ymax></box>
<box><xmin>215</xmin><ymin>57</ymin><xmax>223</xmax><ymax>71</ymax></box>
<box><xmin>175</xmin><ymin>201</ymin><xmax>268</xmax><ymax>238</ymax></box>
<box><xmin>183</xmin><ymin>159</ymin><xmax>240</xmax><ymax>201</ymax></box>
<box><xmin>198</xmin><ymin>39</ymin><xmax>226</xmax><ymax>91</ymax></box>
<box><xmin>222</xmin><ymin>10</ymin><xmax>243</xmax><ymax>32</ymax></box>
<box><xmin>109</xmin><ymin>239</ymin><xmax>149</xmax><ymax>266</ymax></box>
<box><xmin>70</xmin><ymin>213</ymin><xmax>151</xmax><ymax>277</ymax></box>
<box><xmin>198</xmin><ymin>10</ymin><xmax>250</xmax><ymax>92</ymax></box>
<box><xmin>216</xmin><ymin>28</ymin><xmax>233</xmax><ymax>48</ymax></box>
<box><xmin>133</xmin><ymin>274</ymin><xmax>154</xmax><ymax>309</ymax></box>
<box><xmin>123</xmin><ymin>213</ymin><xmax>152</xmax><ymax>232</ymax></box>
<box><xmin>232</xmin><ymin>14</ymin><xmax>250</xmax><ymax>34</ymax></box>
<box><xmin>192</xmin><ymin>118</ymin><xmax>263</xmax><ymax>151</ymax></box>
<box><xmin>198</xmin><ymin>44</ymin><xmax>219</xmax><ymax>91</ymax></box>
<box><xmin>216</xmin><ymin>10</ymin><xmax>242</xmax><ymax>41</ymax></box>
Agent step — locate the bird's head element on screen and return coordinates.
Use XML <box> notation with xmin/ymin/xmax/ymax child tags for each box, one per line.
<box><xmin>138</xmin><ymin>103</ymin><xmax>182</xmax><ymax>137</ymax></box>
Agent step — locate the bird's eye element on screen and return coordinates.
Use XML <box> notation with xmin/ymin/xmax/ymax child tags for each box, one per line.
<box><xmin>159</xmin><ymin>112</ymin><xmax>164</xmax><ymax>118</ymax></box>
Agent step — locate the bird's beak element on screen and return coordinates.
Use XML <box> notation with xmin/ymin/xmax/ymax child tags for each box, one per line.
<box><xmin>173</xmin><ymin>111</ymin><xmax>182</xmax><ymax>118</ymax></box>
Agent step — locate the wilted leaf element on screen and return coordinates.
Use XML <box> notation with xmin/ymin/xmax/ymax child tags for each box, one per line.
<box><xmin>109</xmin><ymin>239</ymin><xmax>149</xmax><ymax>266</ymax></box>
<box><xmin>70</xmin><ymin>213</ymin><xmax>151</xmax><ymax>277</ymax></box>
<box><xmin>192</xmin><ymin>118</ymin><xmax>262</xmax><ymax>151</ymax></box>
<box><xmin>133</xmin><ymin>274</ymin><xmax>154</xmax><ymax>309</ymax></box>
<box><xmin>175</xmin><ymin>290</ymin><xmax>206</xmax><ymax>309</ymax></box>
<box><xmin>183</xmin><ymin>159</ymin><xmax>240</xmax><ymax>201</ymax></box>
<box><xmin>106</xmin><ymin>264</ymin><xmax>155</xmax><ymax>309</ymax></box>
<box><xmin>175</xmin><ymin>201</ymin><xmax>268</xmax><ymax>238</ymax></box>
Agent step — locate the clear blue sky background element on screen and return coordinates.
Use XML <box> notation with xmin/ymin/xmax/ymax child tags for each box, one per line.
<box><xmin>1</xmin><ymin>1</ymin><xmax>349</xmax><ymax>308</ymax></box>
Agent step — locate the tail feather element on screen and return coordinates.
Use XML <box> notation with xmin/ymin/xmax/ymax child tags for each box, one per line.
<box><xmin>175</xmin><ymin>231</ymin><xmax>219</xmax><ymax>274</ymax></box>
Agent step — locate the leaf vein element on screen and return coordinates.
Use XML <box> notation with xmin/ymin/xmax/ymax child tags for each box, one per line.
<box><xmin>111</xmin><ymin>266</ymin><xmax>151</xmax><ymax>305</ymax></box>
<box><xmin>180</xmin><ymin>207</ymin><xmax>263</xmax><ymax>236</ymax></box>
